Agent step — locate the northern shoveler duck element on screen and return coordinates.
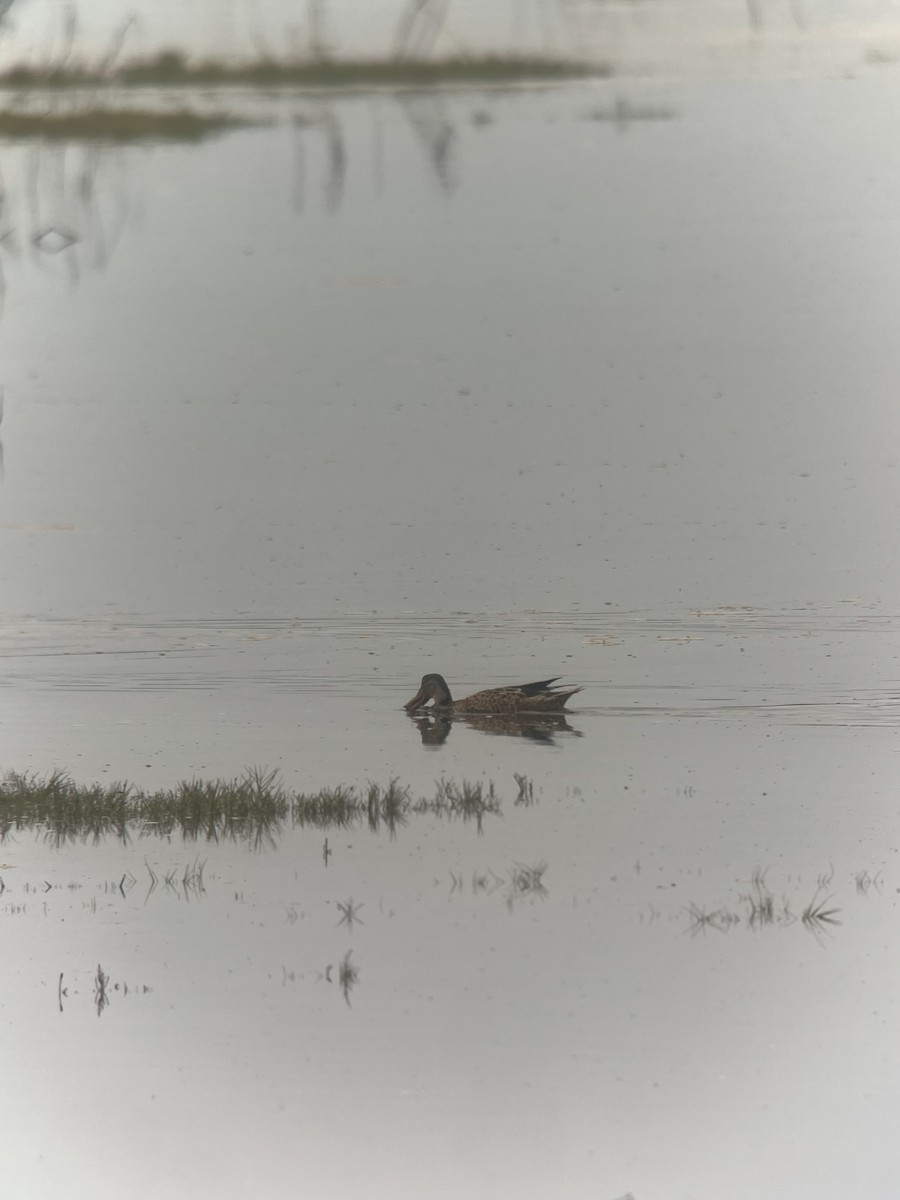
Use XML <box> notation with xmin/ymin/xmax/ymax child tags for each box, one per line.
<box><xmin>404</xmin><ymin>673</ymin><xmax>581</xmax><ymax>714</ymax></box>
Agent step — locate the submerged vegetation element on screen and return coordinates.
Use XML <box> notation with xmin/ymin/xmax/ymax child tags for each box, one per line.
<box><xmin>0</xmin><ymin>768</ymin><xmax>504</xmax><ymax>846</ymax></box>
<box><xmin>688</xmin><ymin>867</ymin><xmax>845</xmax><ymax>940</ymax></box>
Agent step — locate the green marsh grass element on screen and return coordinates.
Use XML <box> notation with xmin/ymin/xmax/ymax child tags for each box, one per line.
<box><xmin>366</xmin><ymin>779</ymin><xmax>409</xmax><ymax>835</ymax></box>
<box><xmin>431</xmin><ymin>778</ymin><xmax>499</xmax><ymax>833</ymax></box>
<box><xmin>0</xmin><ymin>768</ymin><xmax>503</xmax><ymax>845</ymax></box>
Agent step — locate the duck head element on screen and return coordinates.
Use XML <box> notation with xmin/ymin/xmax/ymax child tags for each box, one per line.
<box><xmin>404</xmin><ymin>673</ymin><xmax>453</xmax><ymax>710</ymax></box>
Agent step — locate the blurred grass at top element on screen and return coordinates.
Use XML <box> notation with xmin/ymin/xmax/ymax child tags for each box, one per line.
<box><xmin>0</xmin><ymin>0</ymin><xmax>606</xmax><ymax>90</ymax></box>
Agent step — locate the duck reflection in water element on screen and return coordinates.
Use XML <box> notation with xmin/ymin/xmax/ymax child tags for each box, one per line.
<box><xmin>408</xmin><ymin>708</ymin><xmax>581</xmax><ymax>746</ymax></box>
<box><xmin>404</xmin><ymin>673</ymin><xmax>583</xmax><ymax>746</ymax></box>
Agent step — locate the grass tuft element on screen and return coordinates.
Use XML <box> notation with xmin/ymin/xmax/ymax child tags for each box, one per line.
<box><xmin>338</xmin><ymin>950</ymin><xmax>359</xmax><ymax>1005</ymax></box>
<box><xmin>506</xmin><ymin>860</ymin><xmax>548</xmax><ymax>908</ymax></box>
<box><xmin>801</xmin><ymin>889</ymin><xmax>842</xmax><ymax>934</ymax></box>
<box><xmin>513</xmin><ymin>773</ymin><xmax>535</xmax><ymax>806</ymax></box>
<box><xmin>336</xmin><ymin>897</ymin><xmax>363</xmax><ymax>930</ymax></box>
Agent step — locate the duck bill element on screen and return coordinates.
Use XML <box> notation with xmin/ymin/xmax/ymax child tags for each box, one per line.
<box><xmin>404</xmin><ymin>687</ymin><xmax>427</xmax><ymax>711</ymax></box>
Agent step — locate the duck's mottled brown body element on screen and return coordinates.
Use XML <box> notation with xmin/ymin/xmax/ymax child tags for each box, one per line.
<box><xmin>404</xmin><ymin>673</ymin><xmax>581</xmax><ymax>715</ymax></box>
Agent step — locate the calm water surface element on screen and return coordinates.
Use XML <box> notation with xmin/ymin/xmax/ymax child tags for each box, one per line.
<box><xmin>1</xmin><ymin>65</ymin><xmax>900</xmax><ymax>1200</ymax></box>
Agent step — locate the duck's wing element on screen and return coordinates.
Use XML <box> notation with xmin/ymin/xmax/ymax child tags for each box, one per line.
<box><xmin>516</xmin><ymin>677</ymin><xmax>561</xmax><ymax>696</ymax></box>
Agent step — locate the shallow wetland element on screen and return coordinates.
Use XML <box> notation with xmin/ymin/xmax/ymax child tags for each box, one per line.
<box><xmin>2</xmin><ymin>2</ymin><xmax>900</xmax><ymax>1197</ymax></box>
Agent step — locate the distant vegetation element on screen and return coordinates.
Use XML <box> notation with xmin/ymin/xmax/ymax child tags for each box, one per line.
<box><xmin>0</xmin><ymin>41</ymin><xmax>606</xmax><ymax>141</ymax></box>
<box><xmin>0</xmin><ymin>1</ymin><xmax>607</xmax><ymax>143</ymax></box>
<box><xmin>0</xmin><ymin>106</ymin><xmax>260</xmax><ymax>141</ymax></box>
<box><xmin>0</xmin><ymin>48</ymin><xmax>605</xmax><ymax>91</ymax></box>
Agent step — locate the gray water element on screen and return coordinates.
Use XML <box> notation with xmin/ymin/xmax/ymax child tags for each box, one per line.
<box><xmin>1</xmin><ymin>53</ymin><xmax>900</xmax><ymax>1200</ymax></box>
